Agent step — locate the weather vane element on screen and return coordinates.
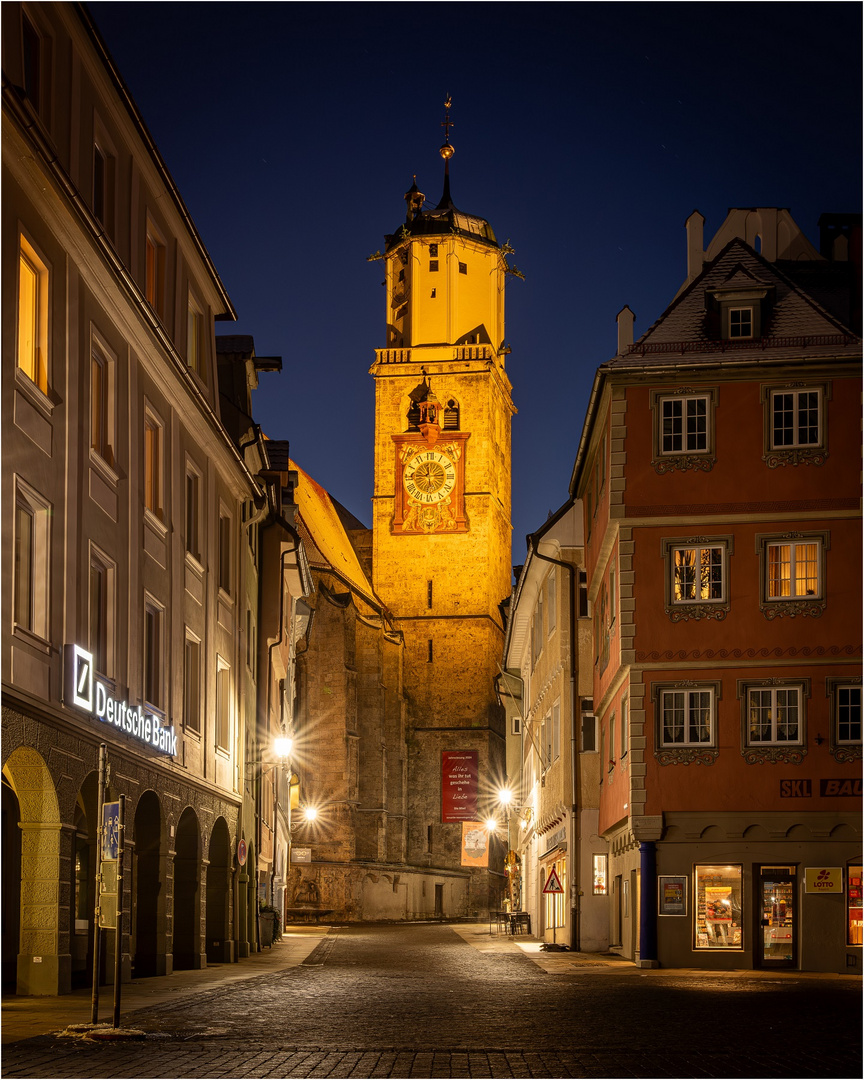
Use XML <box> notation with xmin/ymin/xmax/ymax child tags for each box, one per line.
<box><xmin>439</xmin><ymin>95</ymin><xmax>454</xmax><ymax>160</ymax></box>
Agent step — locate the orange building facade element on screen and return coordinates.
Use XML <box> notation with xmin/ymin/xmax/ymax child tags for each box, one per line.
<box><xmin>572</xmin><ymin>208</ymin><xmax>862</xmax><ymax>972</ymax></box>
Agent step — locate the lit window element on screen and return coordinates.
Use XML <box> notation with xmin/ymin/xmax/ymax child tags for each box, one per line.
<box><xmin>728</xmin><ymin>307</ymin><xmax>753</xmax><ymax>339</ymax></box>
<box><xmin>144</xmin><ymin>601</ymin><xmax>163</xmax><ymax>709</ymax></box>
<box><xmin>695</xmin><ymin>865</ymin><xmax>743</xmax><ymax>950</ymax></box>
<box><xmin>659</xmin><ymin>687</ymin><xmax>714</xmax><ymax>747</ymax></box>
<box><xmin>17</xmin><ymin>236</ymin><xmax>49</xmax><ymax>393</ymax></box>
<box><xmin>187</xmin><ymin>293</ymin><xmax>205</xmax><ymax>378</ymax></box>
<box><xmin>767</xmin><ymin>541</ymin><xmax>819</xmax><ymax>598</ymax></box>
<box><xmin>145</xmin><ymin>221</ymin><xmax>166</xmax><ymax>318</ymax></box>
<box><xmin>770</xmin><ymin>389</ymin><xmax>821</xmax><ymax>448</ymax></box>
<box><xmin>184</xmin><ymin>634</ymin><xmax>201</xmax><ymax>734</ymax></box>
<box><xmin>216</xmin><ymin>660</ymin><xmax>231</xmax><ymax>751</ymax></box>
<box><xmin>90</xmin><ymin>339</ymin><xmax>115</xmax><ymax>467</ymax></box>
<box><xmin>663</xmin><ymin>539</ymin><xmax>732</xmax><ymax>621</ymax></box>
<box><xmin>14</xmin><ymin>482</ymin><xmax>50</xmax><ymax>639</ymax></box>
<box><xmin>144</xmin><ymin>411</ymin><xmax>163</xmax><ymax>520</ymax></box>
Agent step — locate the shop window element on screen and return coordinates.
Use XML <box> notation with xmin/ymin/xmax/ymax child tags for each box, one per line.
<box><xmin>757</xmin><ymin>532</ymin><xmax>827</xmax><ymax>619</ymax></box>
<box><xmin>739</xmin><ymin>679</ymin><xmax>807</xmax><ymax>764</ymax></box>
<box><xmin>663</xmin><ymin>537</ymin><xmax>732</xmax><ymax>621</ymax></box>
<box><xmin>694</xmin><ymin>865</ymin><xmax>743</xmax><ymax>950</ymax></box>
<box><xmin>848</xmin><ymin>865</ymin><xmax>862</xmax><ymax>946</ymax></box>
<box><xmin>650</xmin><ymin>388</ymin><xmax>718</xmax><ymax>474</ymax></box>
<box><xmin>655</xmin><ymin>682</ymin><xmax>720</xmax><ymax>765</ymax></box>
<box><xmin>17</xmin><ymin>235</ymin><xmax>49</xmax><ymax>395</ymax></box>
<box><xmin>183</xmin><ymin>634</ymin><xmax>201</xmax><ymax>734</ymax></box>
<box><xmin>592</xmin><ymin>854</ymin><xmax>608</xmax><ymax>895</ymax></box>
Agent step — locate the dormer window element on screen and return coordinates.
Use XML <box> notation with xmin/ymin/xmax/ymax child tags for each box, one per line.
<box><xmin>728</xmin><ymin>307</ymin><xmax>753</xmax><ymax>339</ymax></box>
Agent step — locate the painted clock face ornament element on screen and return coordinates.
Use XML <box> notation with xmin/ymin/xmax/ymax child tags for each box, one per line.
<box><xmin>403</xmin><ymin>450</ymin><xmax>456</xmax><ymax>504</ymax></box>
<box><xmin>399</xmin><ymin>441</ymin><xmax>463</xmax><ymax>533</ymax></box>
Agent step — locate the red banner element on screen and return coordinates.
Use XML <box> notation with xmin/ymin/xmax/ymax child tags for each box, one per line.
<box><xmin>441</xmin><ymin>750</ymin><xmax>478</xmax><ymax>822</ymax></box>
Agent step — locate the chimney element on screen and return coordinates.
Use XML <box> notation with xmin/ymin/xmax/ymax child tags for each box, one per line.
<box><xmin>616</xmin><ymin>305</ymin><xmax>635</xmax><ymax>355</ymax></box>
<box><xmin>686</xmin><ymin>210</ymin><xmax>705</xmax><ymax>283</ymax></box>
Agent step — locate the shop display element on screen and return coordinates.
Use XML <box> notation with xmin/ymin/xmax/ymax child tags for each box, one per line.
<box><xmin>695</xmin><ymin>865</ymin><xmax>742</xmax><ymax>949</ymax></box>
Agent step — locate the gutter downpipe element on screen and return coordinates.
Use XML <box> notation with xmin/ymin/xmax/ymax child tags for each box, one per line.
<box><xmin>529</xmin><ymin>523</ymin><xmax>579</xmax><ymax>950</ymax></box>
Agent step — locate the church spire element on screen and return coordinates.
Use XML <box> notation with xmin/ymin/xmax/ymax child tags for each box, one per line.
<box><xmin>436</xmin><ymin>95</ymin><xmax>455</xmax><ymax>210</ymax></box>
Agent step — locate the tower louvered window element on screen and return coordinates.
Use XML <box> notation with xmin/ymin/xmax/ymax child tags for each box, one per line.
<box><xmin>443</xmin><ymin>399</ymin><xmax>460</xmax><ymax>430</ymax></box>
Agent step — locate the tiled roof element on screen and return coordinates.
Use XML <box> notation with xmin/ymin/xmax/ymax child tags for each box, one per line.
<box><xmin>607</xmin><ymin>238</ymin><xmax>859</xmax><ymax>369</ymax></box>
<box><xmin>289</xmin><ymin>459</ymin><xmax>375</xmax><ymax>602</ymax></box>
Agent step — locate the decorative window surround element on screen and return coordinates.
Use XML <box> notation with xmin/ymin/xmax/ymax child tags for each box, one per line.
<box><xmin>662</xmin><ymin>535</ymin><xmax>733</xmax><ymax>621</ymax></box>
<box><xmin>761</xmin><ymin>381</ymin><xmax>830</xmax><ymax>468</ymax></box>
<box><xmin>653</xmin><ymin>680</ymin><xmax>720</xmax><ymax>766</ymax></box>
<box><xmin>738</xmin><ymin>678</ymin><xmax>809</xmax><ymax>764</ymax></box>
<box><xmin>756</xmin><ymin>531</ymin><xmax>828</xmax><ymax>620</ymax></box>
<box><xmin>826</xmin><ymin>677</ymin><xmax>862</xmax><ymax>764</ymax></box>
<box><xmin>650</xmin><ymin>387</ymin><xmax>718</xmax><ymax>474</ymax></box>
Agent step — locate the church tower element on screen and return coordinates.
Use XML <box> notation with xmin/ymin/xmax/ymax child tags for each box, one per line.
<box><xmin>370</xmin><ymin>102</ymin><xmax>516</xmax><ymax>911</ymax></box>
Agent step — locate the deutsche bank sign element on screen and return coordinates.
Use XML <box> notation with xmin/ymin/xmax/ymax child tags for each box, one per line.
<box><xmin>64</xmin><ymin>644</ymin><xmax>177</xmax><ymax>757</ymax></box>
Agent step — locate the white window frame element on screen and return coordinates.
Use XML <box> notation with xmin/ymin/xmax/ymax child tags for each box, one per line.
<box><xmin>827</xmin><ymin>678</ymin><xmax>862</xmax><ymax>764</ymax></box>
<box><xmin>728</xmin><ymin>306</ymin><xmax>753</xmax><ymax>339</ymax></box>
<box><xmin>660</xmin><ymin>394</ymin><xmax>709</xmax><ymax>454</ymax></box>
<box><xmin>657</xmin><ymin>685</ymin><xmax>717</xmax><ymax>750</ymax></box>
<box><xmin>651</xmin><ymin>388</ymin><xmax>718</xmax><ymax>473</ymax></box>
<box><xmin>745</xmin><ymin>685</ymin><xmax>803</xmax><ymax>746</ymax></box>
<box><xmin>769</xmin><ymin>387</ymin><xmax>822</xmax><ymax>449</ymax></box>
<box><xmin>738</xmin><ymin>678</ymin><xmax>809</xmax><ymax>764</ymax></box>
<box><xmin>758</xmin><ymin>532</ymin><xmax>827</xmax><ymax>618</ymax></box>
<box><xmin>13</xmin><ymin>478</ymin><xmax>50</xmax><ymax>641</ymax></box>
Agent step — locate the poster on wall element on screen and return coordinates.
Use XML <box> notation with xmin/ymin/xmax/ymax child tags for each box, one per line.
<box><xmin>441</xmin><ymin>751</ymin><xmax>478</xmax><ymax>822</ymax></box>
<box><xmin>460</xmin><ymin>822</ymin><xmax>489</xmax><ymax>867</ymax></box>
<box><xmin>658</xmin><ymin>875</ymin><xmax>687</xmax><ymax>915</ymax></box>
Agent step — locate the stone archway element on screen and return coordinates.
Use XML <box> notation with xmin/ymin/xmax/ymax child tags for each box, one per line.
<box><xmin>206</xmin><ymin>817</ymin><xmax>233</xmax><ymax>963</ymax></box>
<box><xmin>2</xmin><ymin>777</ymin><xmax>22</xmax><ymax>991</ymax></box>
<box><xmin>133</xmin><ymin>790</ymin><xmax>167</xmax><ymax>977</ymax></box>
<box><xmin>2</xmin><ymin>747</ymin><xmax>66</xmax><ymax>995</ymax></box>
<box><xmin>173</xmin><ymin>807</ymin><xmax>201</xmax><ymax>970</ymax></box>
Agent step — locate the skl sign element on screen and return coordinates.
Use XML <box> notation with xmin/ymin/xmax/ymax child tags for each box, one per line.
<box><xmin>64</xmin><ymin>644</ymin><xmax>177</xmax><ymax>756</ymax></box>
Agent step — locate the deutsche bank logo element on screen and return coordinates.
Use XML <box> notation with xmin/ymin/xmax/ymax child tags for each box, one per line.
<box><xmin>68</xmin><ymin>644</ymin><xmax>94</xmax><ymax>711</ymax></box>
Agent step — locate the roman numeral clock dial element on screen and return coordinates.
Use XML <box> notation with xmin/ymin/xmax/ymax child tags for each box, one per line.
<box><xmin>404</xmin><ymin>450</ymin><xmax>456</xmax><ymax>503</ymax></box>
<box><xmin>391</xmin><ymin>436</ymin><xmax>468</xmax><ymax>534</ymax></box>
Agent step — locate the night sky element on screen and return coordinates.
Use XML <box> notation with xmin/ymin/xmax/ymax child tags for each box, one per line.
<box><xmin>90</xmin><ymin>2</ymin><xmax>862</xmax><ymax>561</ymax></box>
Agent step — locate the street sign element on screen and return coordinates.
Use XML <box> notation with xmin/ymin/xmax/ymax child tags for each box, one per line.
<box><xmin>543</xmin><ymin>867</ymin><xmax>564</xmax><ymax>894</ymax></box>
<box><xmin>101</xmin><ymin>802</ymin><xmax>120</xmax><ymax>861</ymax></box>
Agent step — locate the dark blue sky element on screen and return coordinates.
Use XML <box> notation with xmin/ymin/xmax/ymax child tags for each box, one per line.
<box><xmin>91</xmin><ymin>1</ymin><xmax>862</xmax><ymax>557</ymax></box>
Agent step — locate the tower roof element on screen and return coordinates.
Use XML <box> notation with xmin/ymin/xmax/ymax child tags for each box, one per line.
<box><xmin>385</xmin><ymin>99</ymin><xmax>498</xmax><ymax>252</ymax></box>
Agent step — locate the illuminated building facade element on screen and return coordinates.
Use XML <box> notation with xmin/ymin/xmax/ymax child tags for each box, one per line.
<box><xmin>571</xmin><ymin>207</ymin><xmax>862</xmax><ymax>972</ymax></box>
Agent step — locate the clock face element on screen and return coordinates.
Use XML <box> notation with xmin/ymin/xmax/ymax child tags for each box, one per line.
<box><xmin>403</xmin><ymin>450</ymin><xmax>456</xmax><ymax>504</ymax></box>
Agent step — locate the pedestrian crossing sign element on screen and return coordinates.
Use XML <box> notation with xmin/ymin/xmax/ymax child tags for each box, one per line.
<box><xmin>543</xmin><ymin>867</ymin><xmax>564</xmax><ymax>894</ymax></box>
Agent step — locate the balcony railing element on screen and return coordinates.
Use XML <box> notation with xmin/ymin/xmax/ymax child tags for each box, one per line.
<box><xmin>374</xmin><ymin>344</ymin><xmax>495</xmax><ymax>365</ymax></box>
<box><xmin>626</xmin><ymin>334</ymin><xmax>856</xmax><ymax>357</ymax></box>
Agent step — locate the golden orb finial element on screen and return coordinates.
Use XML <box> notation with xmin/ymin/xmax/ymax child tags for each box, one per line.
<box><xmin>439</xmin><ymin>94</ymin><xmax>455</xmax><ymax>160</ymax></box>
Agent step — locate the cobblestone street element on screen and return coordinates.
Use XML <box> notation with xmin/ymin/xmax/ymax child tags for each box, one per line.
<box><xmin>2</xmin><ymin>923</ymin><xmax>861</xmax><ymax>1079</ymax></box>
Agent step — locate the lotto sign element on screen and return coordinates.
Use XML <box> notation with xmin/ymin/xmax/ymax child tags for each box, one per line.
<box><xmin>543</xmin><ymin>867</ymin><xmax>564</xmax><ymax>894</ymax></box>
<box><xmin>804</xmin><ymin>867</ymin><xmax>843</xmax><ymax>894</ymax></box>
